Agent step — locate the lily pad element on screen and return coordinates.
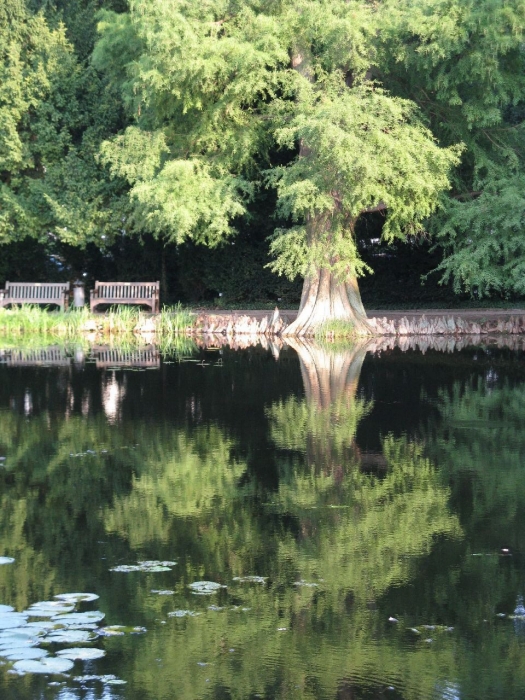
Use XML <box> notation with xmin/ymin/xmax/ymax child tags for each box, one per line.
<box><xmin>0</xmin><ymin>613</ymin><xmax>28</xmax><ymax>629</ymax></box>
<box><xmin>97</xmin><ymin>625</ymin><xmax>146</xmax><ymax>636</ymax></box>
<box><xmin>4</xmin><ymin>647</ymin><xmax>49</xmax><ymax>661</ymax></box>
<box><xmin>25</xmin><ymin>621</ymin><xmax>65</xmax><ymax>632</ymax></box>
<box><xmin>167</xmin><ymin>610</ymin><xmax>201</xmax><ymax>618</ymax></box>
<box><xmin>151</xmin><ymin>590</ymin><xmax>174</xmax><ymax>596</ymax></box>
<box><xmin>13</xmin><ymin>656</ymin><xmax>74</xmax><ymax>674</ymax></box>
<box><xmin>188</xmin><ymin>581</ymin><xmax>226</xmax><ymax>596</ymax></box>
<box><xmin>96</xmin><ymin>627</ymin><xmax>124</xmax><ymax>637</ymax></box>
<box><xmin>110</xmin><ymin>560</ymin><xmax>176</xmax><ymax>573</ymax></box>
<box><xmin>45</xmin><ymin>630</ymin><xmax>97</xmax><ymax>644</ymax></box>
<box><xmin>293</xmin><ymin>580</ymin><xmax>319</xmax><ymax>588</ymax></box>
<box><xmin>73</xmin><ymin>674</ymin><xmax>125</xmax><ymax>684</ymax></box>
<box><xmin>52</xmin><ymin>611</ymin><xmax>105</xmax><ymax>625</ymax></box>
<box><xmin>57</xmin><ymin>647</ymin><xmax>106</xmax><ymax>661</ymax></box>
<box><xmin>232</xmin><ymin>576</ymin><xmax>268</xmax><ymax>584</ymax></box>
<box><xmin>25</xmin><ymin>602</ymin><xmax>75</xmax><ymax>617</ymax></box>
<box><xmin>0</xmin><ymin>606</ymin><xmax>14</xmax><ymax>614</ymax></box>
<box><xmin>0</xmin><ymin>557</ymin><xmax>15</xmax><ymax>565</ymax></box>
<box><xmin>54</xmin><ymin>593</ymin><xmax>99</xmax><ymax>604</ymax></box>
<box><xmin>0</xmin><ymin>633</ymin><xmax>40</xmax><ymax>647</ymax></box>
<box><xmin>0</xmin><ymin>627</ymin><xmax>42</xmax><ymax>646</ymax></box>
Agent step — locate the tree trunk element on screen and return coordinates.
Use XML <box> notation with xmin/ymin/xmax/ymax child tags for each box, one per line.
<box><xmin>282</xmin><ymin>268</ymin><xmax>371</xmax><ymax>337</ymax></box>
<box><xmin>287</xmin><ymin>43</ymin><xmax>372</xmax><ymax>338</ymax></box>
<box><xmin>279</xmin><ymin>338</ymin><xmax>371</xmax><ymax>474</ymax></box>
<box><xmin>285</xmin><ymin>337</ymin><xmax>368</xmax><ymax>408</ymax></box>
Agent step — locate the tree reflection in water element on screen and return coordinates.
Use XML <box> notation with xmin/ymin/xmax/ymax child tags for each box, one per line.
<box><xmin>2</xmin><ymin>340</ymin><xmax>525</xmax><ymax>699</ymax></box>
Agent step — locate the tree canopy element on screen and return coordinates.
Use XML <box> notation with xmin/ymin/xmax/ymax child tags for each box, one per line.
<box><xmin>2</xmin><ymin>0</ymin><xmax>525</xmax><ymax>315</ymax></box>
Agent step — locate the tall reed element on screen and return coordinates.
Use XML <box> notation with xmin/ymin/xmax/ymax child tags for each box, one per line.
<box><xmin>0</xmin><ymin>305</ymin><xmax>195</xmax><ymax>341</ymax></box>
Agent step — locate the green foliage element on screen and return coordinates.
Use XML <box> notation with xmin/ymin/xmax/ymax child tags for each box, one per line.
<box><xmin>313</xmin><ymin>319</ymin><xmax>358</xmax><ymax>339</ymax></box>
<box><xmin>268</xmin><ymin>80</ymin><xmax>460</xmax><ymax>280</ymax></box>
<box><xmin>2</xmin><ymin>0</ymin><xmax>525</xmax><ymax>305</ymax></box>
<box><xmin>429</xmin><ymin>378</ymin><xmax>525</xmax><ymax>544</ymax></box>
<box><xmin>381</xmin><ymin>0</ymin><xmax>525</xmax><ymax>296</ymax></box>
<box><xmin>0</xmin><ymin>0</ymin><xmax>130</xmax><ymax>248</ymax></box>
<box><xmin>94</xmin><ymin>0</ymin><xmax>458</xmax><ymax>285</ymax></box>
<box><xmin>0</xmin><ymin>304</ymin><xmax>195</xmax><ymax>340</ymax></box>
<box><xmin>433</xmin><ymin>176</ymin><xmax>525</xmax><ymax>296</ymax></box>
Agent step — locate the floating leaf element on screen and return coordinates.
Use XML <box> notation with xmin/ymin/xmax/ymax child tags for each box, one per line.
<box><xmin>57</xmin><ymin>647</ymin><xmax>106</xmax><ymax>661</ymax></box>
<box><xmin>25</xmin><ymin>602</ymin><xmax>75</xmax><ymax>617</ymax></box>
<box><xmin>73</xmin><ymin>674</ymin><xmax>126</xmax><ymax>684</ymax></box>
<box><xmin>13</xmin><ymin>657</ymin><xmax>74</xmax><ymax>674</ymax></box>
<box><xmin>151</xmin><ymin>590</ymin><xmax>174</xmax><ymax>596</ymax></box>
<box><xmin>52</xmin><ymin>611</ymin><xmax>105</xmax><ymax>625</ymax></box>
<box><xmin>293</xmin><ymin>580</ymin><xmax>318</xmax><ymax>588</ymax></box>
<box><xmin>25</xmin><ymin>621</ymin><xmax>64</xmax><ymax>632</ymax></box>
<box><xmin>188</xmin><ymin>581</ymin><xmax>226</xmax><ymax>595</ymax></box>
<box><xmin>0</xmin><ymin>613</ymin><xmax>28</xmax><ymax>629</ymax></box>
<box><xmin>45</xmin><ymin>630</ymin><xmax>97</xmax><ymax>644</ymax></box>
<box><xmin>54</xmin><ymin>593</ymin><xmax>99</xmax><ymax>604</ymax></box>
<box><xmin>0</xmin><ymin>635</ymin><xmax>39</xmax><ymax>649</ymax></box>
<box><xmin>232</xmin><ymin>576</ymin><xmax>268</xmax><ymax>584</ymax></box>
<box><xmin>110</xmin><ymin>561</ymin><xmax>175</xmax><ymax>573</ymax></box>
<box><xmin>4</xmin><ymin>647</ymin><xmax>49</xmax><ymax>661</ymax></box>
<box><xmin>0</xmin><ymin>557</ymin><xmax>14</xmax><ymax>565</ymax></box>
<box><xmin>0</xmin><ymin>629</ymin><xmax>42</xmax><ymax>642</ymax></box>
<box><xmin>97</xmin><ymin>625</ymin><xmax>146</xmax><ymax>636</ymax></box>
<box><xmin>167</xmin><ymin>610</ymin><xmax>200</xmax><ymax>618</ymax></box>
<box><xmin>0</xmin><ymin>606</ymin><xmax>14</xmax><ymax>614</ymax></box>
<box><xmin>97</xmin><ymin>627</ymin><xmax>124</xmax><ymax>637</ymax></box>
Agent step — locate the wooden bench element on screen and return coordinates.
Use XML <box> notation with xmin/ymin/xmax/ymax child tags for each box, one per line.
<box><xmin>91</xmin><ymin>345</ymin><xmax>160</xmax><ymax>369</ymax></box>
<box><xmin>90</xmin><ymin>281</ymin><xmax>160</xmax><ymax>313</ymax></box>
<box><xmin>1</xmin><ymin>346</ymin><xmax>71</xmax><ymax>367</ymax></box>
<box><xmin>0</xmin><ymin>282</ymin><xmax>70</xmax><ymax>311</ymax></box>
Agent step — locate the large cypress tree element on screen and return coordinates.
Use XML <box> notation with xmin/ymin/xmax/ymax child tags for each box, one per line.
<box><xmin>95</xmin><ymin>0</ymin><xmax>459</xmax><ymax>333</ymax></box>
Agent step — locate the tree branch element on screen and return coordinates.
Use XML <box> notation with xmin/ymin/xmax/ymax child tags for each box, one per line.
<box><xmin>361</xmin><ymin>202</ymin><xmax>387</xmax><ymax>214</ymax></box>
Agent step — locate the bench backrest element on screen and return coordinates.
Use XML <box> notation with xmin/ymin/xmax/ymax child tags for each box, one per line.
<box><xmin>92</xmin><ymin>345</ymin><xmax>160</xmax><ymax>368</ymax></box>
<box><xmin>5</xmin><ymin>282</ymin><xmax>70</xmax><ymax>302</ymax></box>
<box><xmin>94</xmin><ymin>282</ymin><xmax>159</xmax><ymax>300</ymax></box>
<box><xmin>2</xmin><ymin>347</ymin><xmax>70</xmax><ymax>367</ymax></box>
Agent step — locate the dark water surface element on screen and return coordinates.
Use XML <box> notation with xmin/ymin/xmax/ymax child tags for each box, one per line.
<box><xmin>1</xmin><ymin>339</ymin><xmax>525</xmax><ymax>700</ymax></box>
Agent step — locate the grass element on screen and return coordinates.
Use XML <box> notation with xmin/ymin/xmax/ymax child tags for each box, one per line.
<box><xmin>0</xmin><ymin>304</ymin><xmax>196</xmax><ymax>342</ymax></box>
<box><xmin>315</xmin><ymin>319</ymin><xmax>359</xmax><ymax>340</ymax></box>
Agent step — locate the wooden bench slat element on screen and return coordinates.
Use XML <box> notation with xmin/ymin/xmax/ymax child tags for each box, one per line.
<box><xmin>0</xmin><ymin>283</ymin><xmax>70</xmax><ymax>310</ymax></box>
<box><xmin>90</xmin><ymin>281</ymin><xmax>160</xmax><ymax>313</ymax></box>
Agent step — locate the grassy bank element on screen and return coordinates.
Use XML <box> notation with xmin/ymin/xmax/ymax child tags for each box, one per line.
<box><xmin>0</xmin><ymin>305</ymin><xmax>195</xmax><ymax>342</ymax></box>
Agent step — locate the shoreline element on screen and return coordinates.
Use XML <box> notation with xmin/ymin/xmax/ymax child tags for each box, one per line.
<box><xmin>192</xmin><ymin>308</ymin><xmax>525</xmax><ymax>337</ymax></box>
<box><xmin>3</xmin><ymin>305</ymin><xmax>525</xmax><ymax>340</ymax></box>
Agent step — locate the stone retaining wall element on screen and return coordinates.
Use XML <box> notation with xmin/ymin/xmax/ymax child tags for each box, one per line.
<box><xmin>192</xmin><ymin>311</ymin><xmax>525</xmax><ymax>337</ymax></box>
<box><xmin>368</xmin><ymin>314</ymin><xmax>525</xmax><ymax>336</ymax></box>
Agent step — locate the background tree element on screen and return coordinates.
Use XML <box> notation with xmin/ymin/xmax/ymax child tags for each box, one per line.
<box><xmin>0</xmin><ymin>0</ymin><xmax>129</xmax><ymax>260</ymax></box>
<box><xmin>381</xmin><ymin>0</ymin><xmax>525</xmax><ymax>297</ymax></box>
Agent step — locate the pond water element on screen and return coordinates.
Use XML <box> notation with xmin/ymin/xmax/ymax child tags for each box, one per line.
<box><xmin>0</xmin><ymin>337</ymin><xmax>525</xmax><ymax>700</ymax></box>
